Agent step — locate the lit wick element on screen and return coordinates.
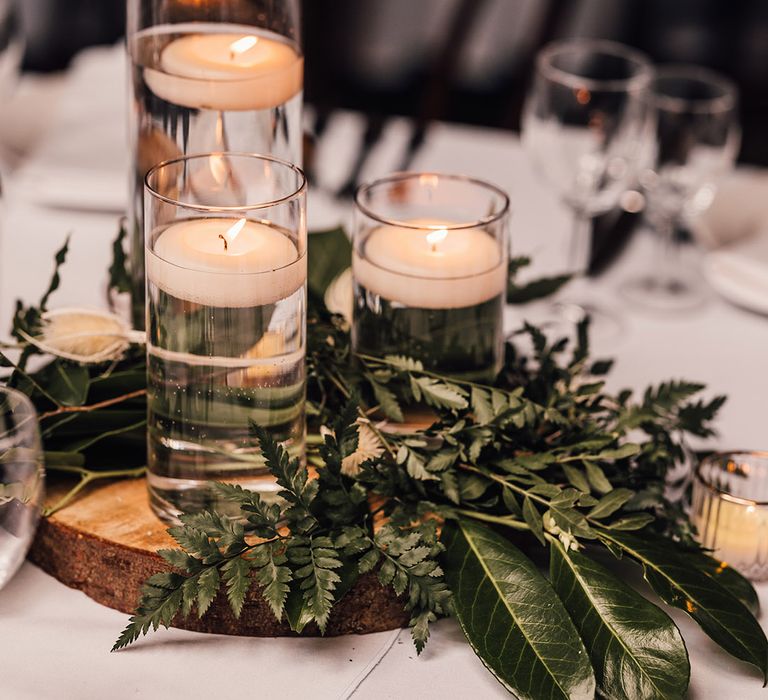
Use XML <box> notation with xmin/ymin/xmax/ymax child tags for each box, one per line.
<box><xmin>220</xmin><ymin>218</ymin><xmax>247</xmax><ymax>252</ymax></box>
<box><xmin>426</xmin><ymin>228</ymin><xmax>448</xmax><ymax>253</ymax></box>
<box><xmin>229</xmin><ymin>35</ymin><xmax>259</xmax><ymax>62</ymax></box>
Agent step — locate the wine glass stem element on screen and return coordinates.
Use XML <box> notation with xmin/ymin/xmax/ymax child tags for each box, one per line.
<box><xmin>656</xmin><ymin>215</ymin><xmax>677</xmax><ymax>289</ymax></box>
<box><xmin>569</xmin><ymin>209</ymin><xmax>592</xmax><ymax>275</ymax></box>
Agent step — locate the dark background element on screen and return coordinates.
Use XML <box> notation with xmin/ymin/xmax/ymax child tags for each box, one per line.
<box><xmin>15</xmin><ymin>0</ymin><xmax>768</xmax><ymax>164</ymax></box>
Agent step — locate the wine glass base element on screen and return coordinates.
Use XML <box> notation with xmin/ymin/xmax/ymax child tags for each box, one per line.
<box><xmin>514</xmin><ymin>298</ymin><xmax>624</xmax><ymax>342</ymax></box>
<box><xmin>620</xmin><ymin>276</ymin><xmax>708</xmax><ymax>314</ymax></box>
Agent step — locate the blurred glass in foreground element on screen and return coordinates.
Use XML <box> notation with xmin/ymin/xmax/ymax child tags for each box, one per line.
<box><xmin>0</xmin><ymin>387</ymin><xmax>44</xmax><ymax>591</ymax></box>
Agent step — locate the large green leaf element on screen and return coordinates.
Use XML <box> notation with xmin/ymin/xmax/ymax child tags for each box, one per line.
<box><xmin>601</xmin><ymin>529</ymin><xmax>768</xmax><ymax>680</ymax></box>
<box><xmin>441</xmin><ymin>519</ymin><xmax>595</xmax><ymax>700</ymax></box>
<box><xmin>683</xmin><ymin>550</ymin><xmax>760</xmax><ymax>616</ymax></box>
<box><xmin>507</xmin><ymin>273</ymin><xmax>572</xmax><ymax>305</ymax></box>
<box><xmin>550</xmin><ymin>540</ymin><xmax>689</xmax><ymax>699</ymax></box>
<box><xmin>37</xmin><ymin>360</ymin><xmax>90</xmax><ymax>407</ymax></box>
<box><xmin>307</xmin><ymin>227</ymin><xmax>351</xmax><ymax>300</ymax></box>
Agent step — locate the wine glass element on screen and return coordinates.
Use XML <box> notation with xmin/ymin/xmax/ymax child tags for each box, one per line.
<box><xmin>0</xmin><ymin>387</ymin><xmax>44</xmax><ymax>590</ymax></box>
<box><xmin>622</xmin><ymin>65</ymin><xmax>740</xmax><ymax>312</ymax></box>
<box><xmin>521</xmin><ymin>39</ymin><xmax>653</xmax><ymax>323</ymax></box>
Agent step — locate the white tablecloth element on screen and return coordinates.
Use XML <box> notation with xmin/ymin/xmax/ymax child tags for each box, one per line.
<box><xmin>0</xmin><ymin>45</ymin><xmax>766</xmax><ymax>699</ymax></box>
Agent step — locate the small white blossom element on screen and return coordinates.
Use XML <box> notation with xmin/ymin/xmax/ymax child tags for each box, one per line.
<box><xmin>558</xmin><ymin>531</ymin><xmax>580</xmax><ymax>552</ymax></box>
<box><xmin>543</xmin><ymin>513</ymin><xmax>561</xmax><ymax>535</ymax></box>
<box><xmin>324</xmin><ymin>267</ymin><xmax>353</xmax><ymax>324</ymax></box>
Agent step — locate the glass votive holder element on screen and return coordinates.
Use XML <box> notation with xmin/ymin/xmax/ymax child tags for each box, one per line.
<box><xmin>0</xmin><ymin>387</ymin><xmax>44</xmax><ymax>590</ymax></box>
<box><xmin>144</xmin><ymin>153</ymin><xmax>307</xmax><ymax>523</ymax></box>
<box><xmin>691</xmin><ymin>451</ymin><xmax>768</xmax><ymax>581</ymax></box>
<box><xmin>352</xmin><ymin>173</ymin><xmax>510</xmax><ymax>382</ymax></box>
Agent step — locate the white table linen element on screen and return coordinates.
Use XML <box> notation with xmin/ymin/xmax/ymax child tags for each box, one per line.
<box><xmin>0</xmin><ymin>45</ymin><xmax>766</xmax><ymax>699</ymax></box>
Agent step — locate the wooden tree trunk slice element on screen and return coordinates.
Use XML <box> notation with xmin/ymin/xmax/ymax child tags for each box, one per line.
<box><xmin>28</xmin><ymin>477</ymin><xmax>409</xmax><ymax>637</ymax></box>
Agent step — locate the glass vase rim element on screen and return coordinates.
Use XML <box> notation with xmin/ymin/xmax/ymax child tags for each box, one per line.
<box><xmin>647</xmin><ymin>64</ymin><xmax>738</xmax><ymax>115</ymax></box>
<box><xmin>354</xmin><ymin>171</ymin><xmax>511</xmax><ymax>231</ymax></box>
<box><xmin>145</xmin><ymin>152</ymin><xmax>307</xmax><ymax>213</ymax></box>
<box><xmin>129</xmin><ymin>22</ymin><xmax>305</xmax><ymax>72</ymax></box>
<box><xmin>536</xmin><ymin>38</ymin><xmax>652</xmax><ymax>93</ymax></box>
<box><xmin>0</xmin><ymin>385</ymin><xmax>38</xmax><ymax>448</ymax></box>
<box><xmin>695</xmin><ymin>451</ymin><xmax>768</xmax><ymax>507</ymax></box>
<box><xmin>0</xmin><ymin>385</ymin><xmax>37</xmax><ymax>420</ymax></box>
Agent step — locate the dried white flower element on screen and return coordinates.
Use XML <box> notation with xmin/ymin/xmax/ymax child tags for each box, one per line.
<box><xmin>19</xmin><ymin>308</ymin><xmax>145</xmax><ymax>364</ymax></box>
<box><xmin>341</xmin><ymin>420</ymin><xmax>385</xmax><ymax>477</ymax></box>
<box><xmin>543</xmin><ymin>513</ymin><xmax>561</xmax><ymax>535</ymax></box>
<box><xmin>324</xmin><ymin>267</ymin><xmax>353</xmax><ymax>324</ymax></box>
<box><xmin>560</xmin><ymin>531</ymin><xmax>580</xmax><ymax>551</ymax></box>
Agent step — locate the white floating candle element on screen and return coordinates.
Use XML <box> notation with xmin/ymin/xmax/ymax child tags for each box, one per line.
<box><xmin>353</xmin><ymin>219</ymin><xmax>506</xmax><ymax>309</ymax></box>
<box><xmin>147</xmin><ymin>218</ymin><xmax>306</xmax><ymax>307</ymax></box>
<box><xmin>144</xmin><ymin>30</ymin><xmax>303</xmax><ymax>111</ymax></box>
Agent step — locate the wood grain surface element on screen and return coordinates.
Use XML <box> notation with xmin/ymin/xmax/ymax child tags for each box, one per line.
<box><xmin>28</xmin><ymin>477</ymin><xmax>409</xmax><ymax>637</ymax></box>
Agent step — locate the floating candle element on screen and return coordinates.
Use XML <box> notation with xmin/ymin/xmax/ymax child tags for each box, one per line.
<box><xmin>144</xmin><ymin>30</ymin><xmax>304</xmax><ymax>111</ymax></box>
<box><xmin>352</xmin><ymin>219</ymin><xmax>506</xmax><ymax>309</ymax></box>
<box><xmin>147</xmin><ymin>217</ymin><xmax>306</xmax><ymax>307</ymax></box>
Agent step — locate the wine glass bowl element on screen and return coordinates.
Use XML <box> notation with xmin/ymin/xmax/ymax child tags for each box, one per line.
<box><xmin>0</xmin><ymin>387</ymin><xmax>44</xmax><ymax>591</ymax></box>
<box><xmin>522</xmin><ymin>40</ymin><xmax>653</xmax><ymax>274</ymax></box>
<box><xmin>625</xmin><ymin>65</ymin><xmax>740</xmax><ymax>312</ymax></box>
<box><xmin>641</xmin><ymin>66</ymin><xmax>739</xmax><ymax>222</ymax></box>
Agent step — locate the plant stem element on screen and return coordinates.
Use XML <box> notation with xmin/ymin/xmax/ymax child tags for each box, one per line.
<box><xmin>357</xmin><ymin>353</ymin><xmax>534</xmax><ymax>406</ymax></box>
<box><xmin>39</xmin><ymin>389</ymin><xmax>146</xmax><ymax>421</ymax></box>
<box><xmin>456</xmin><ymin>509</ymin><xmax>530</xmax><ymax>531</ymax></box>
<box><xmin>44</xmin><ymin>465</ymin><xmax>146</xmax><ymax>516</ymax></box>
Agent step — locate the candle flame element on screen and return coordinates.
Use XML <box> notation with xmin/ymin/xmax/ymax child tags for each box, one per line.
<box><xmin>426</xmin><ymin>227</ymin><xmax>448</xmax><ymax>252</ymax></box>
<box><xmin>226</xmin><ymin>218</ymin><xmax>247</xmax><ymax>245</ymax></box>
<box><xmin>230</xmin><ymin>35</ymin><xmax>259</xmax><ymax>58</ymax></box>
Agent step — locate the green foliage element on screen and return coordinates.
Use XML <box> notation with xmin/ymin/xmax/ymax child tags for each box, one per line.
<box><xmin>550</xmin><ymin>540</ymin><xmax>689</xmax><ymax>699</ymax></box>
<box><xmin>114</xmin><ymin>412</ymin><xmax>451</xmax><ymax>649</ymax></box>
<box><xmin>506</xmin><ymin>255</ymin><xmax>572</xmax><ymax>304</ymax></box>
<box><xmin>6</xmin><ymin>229</ymin><xmax>764</xmax><ymax>697</ymax></box>
<box><xmin>442</xmin><ymin>519</ymin><xmax>596</xmax><ymax>699</ymax></box>
<box><xmin>600</xmin><ymin>530</ymin><xmax>768</xmax><ymax>680</ymax></box>
<box><xmin>373</xmin><ymin>522</ymin><xmax>451</xmax><ymax>653</ymax></box>
<box><xmin>108</xmin><ymin>222</ymin><xmax>132</xmax><ymax>295</ymax></box>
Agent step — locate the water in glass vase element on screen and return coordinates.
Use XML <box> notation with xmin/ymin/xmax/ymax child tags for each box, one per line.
<box><xmin>146</xmin><ymin>275</ymin><xmax>306</xmax><ymax>523</ymax></box>
<box><xmin>353</xmin><ymin>284</ymin><xmax>504</xmax><ymax>382</ymax></box>
<box><xmin>128</xmin><ymin>22</ymin><xmax>304</xmax><ymax>327</ymax></box>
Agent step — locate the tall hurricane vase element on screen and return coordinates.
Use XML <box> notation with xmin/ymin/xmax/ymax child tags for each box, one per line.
<box><xmin>127</xmin><ymin>0</ymin><xmax>303</xmax><ymax>329</ymax></box>
<box><xmin>144</xmin><ymin>153</ymin><xmax>307</xmax><ymax>524</ymax></box>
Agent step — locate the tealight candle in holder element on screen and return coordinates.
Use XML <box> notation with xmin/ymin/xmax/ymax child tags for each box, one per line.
<box><xmin>691</xmin><ymin>451</ymin><xmax>768</xmax><ymax>581</ymax></box>
<box><xmin>144</xmin><ymin>153</ymin><xmax>307</xmax><ymax>523</ymax></box>
<box><xmin>352</xmin><ymin>173</ymin><xmax>510</xmax><ymax>381</ymax></box>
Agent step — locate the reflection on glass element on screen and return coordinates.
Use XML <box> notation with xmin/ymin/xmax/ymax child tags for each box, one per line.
<box><xmin>0</xmin><ymin>387</ymin><xmax>44</xmax><ymax>590</ymax></box>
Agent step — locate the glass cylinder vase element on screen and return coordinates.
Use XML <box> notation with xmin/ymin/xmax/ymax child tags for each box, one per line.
<box><xmin>352</xmin><ymin>173</ymin><xmax>510</xmax><ymax>382</ymax></box>
<box><xmin>144</xmin><ymin>153</ymin><xmax>307</xmax><ymax>523</ymax></box>
<box><xmin>127</xmin><ymin>0</ymin><xmax>303</xmax><ymax>328</ymax></box>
